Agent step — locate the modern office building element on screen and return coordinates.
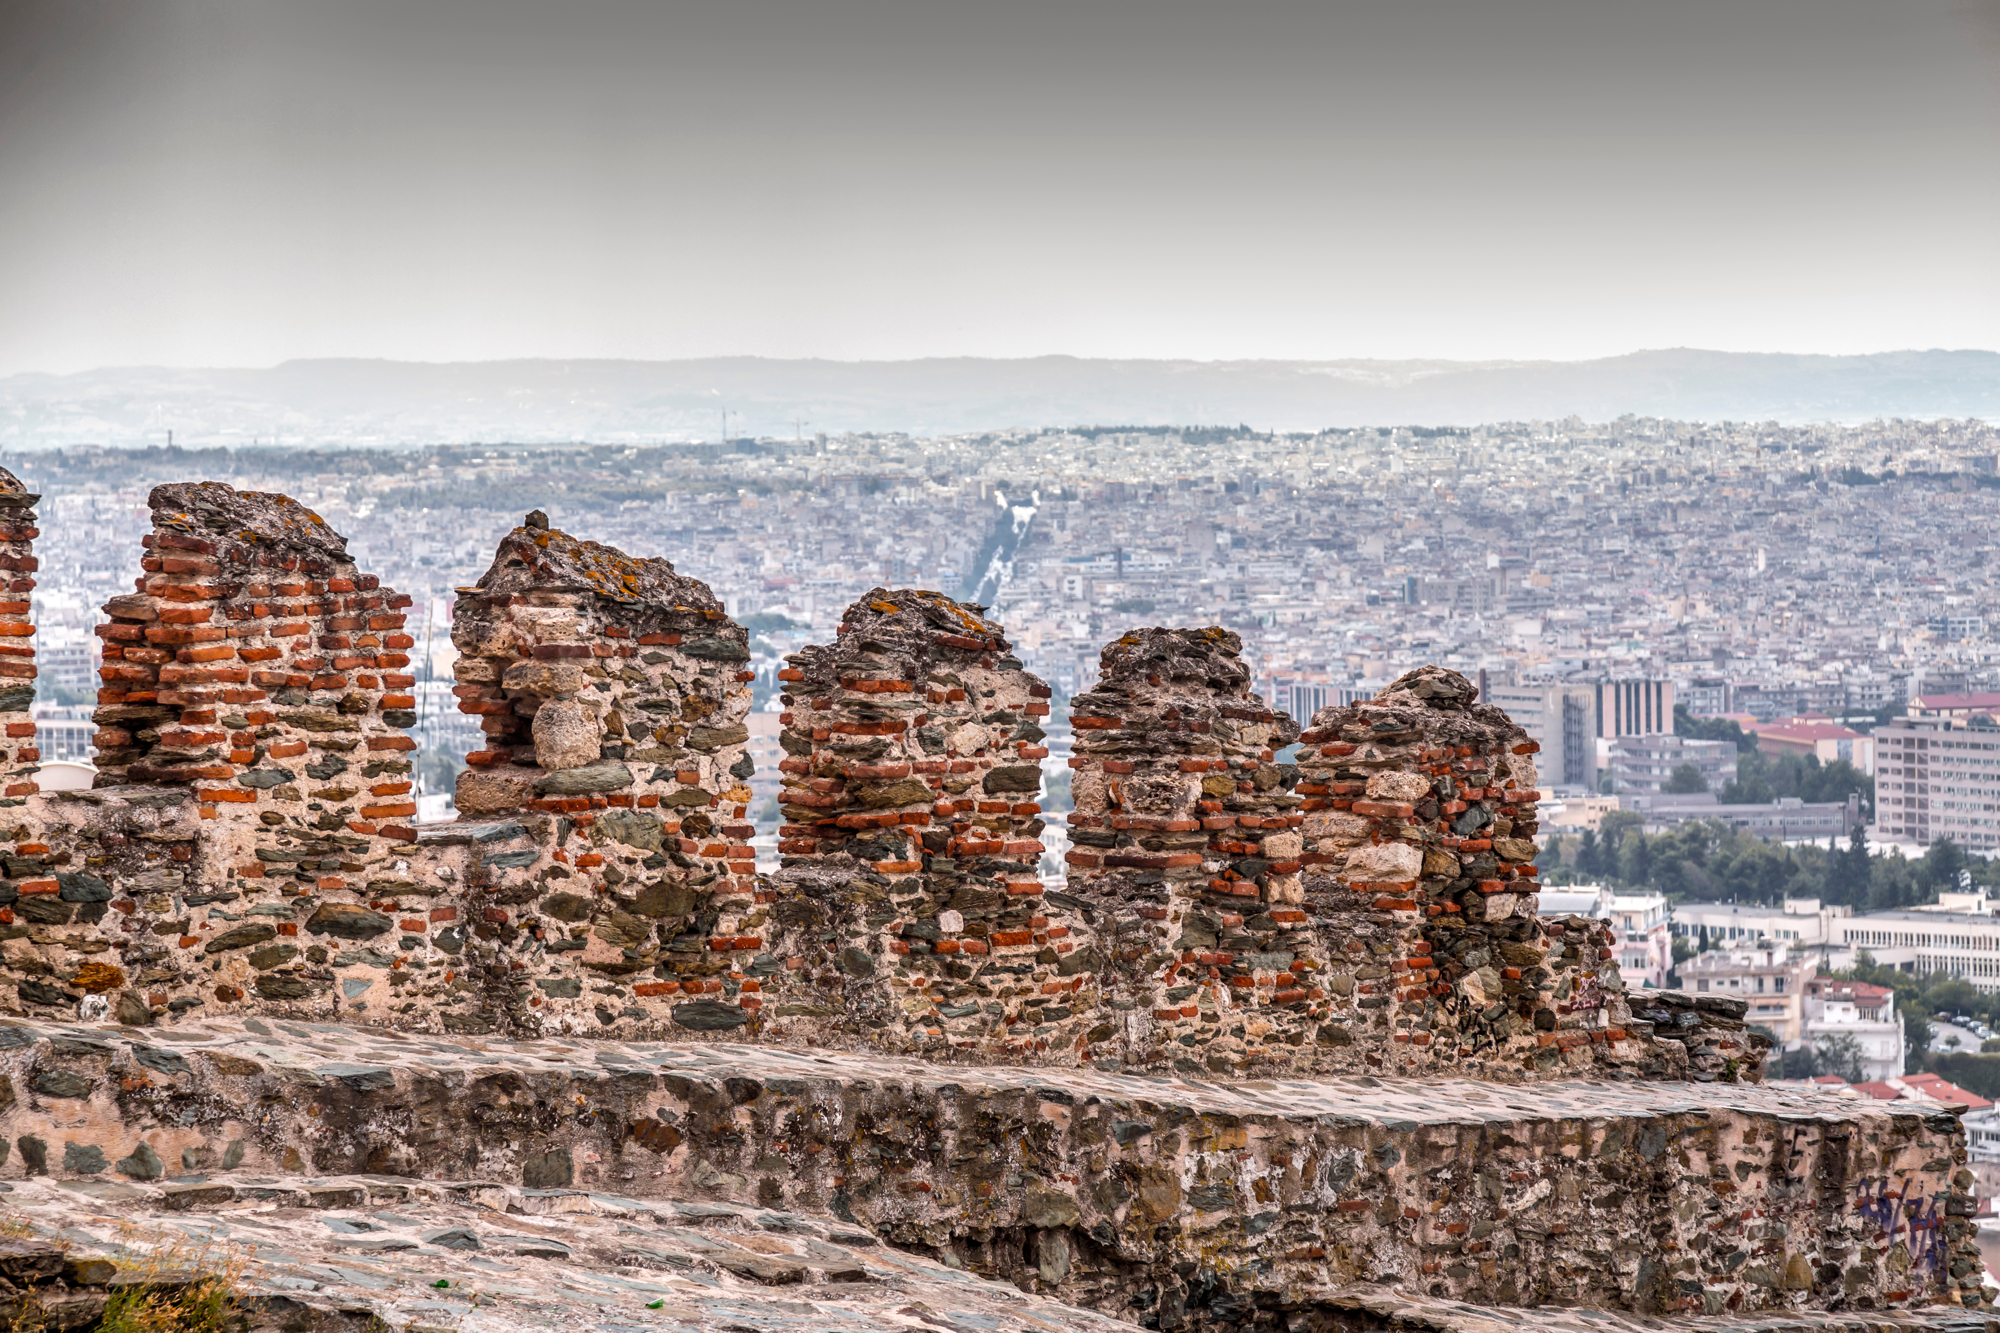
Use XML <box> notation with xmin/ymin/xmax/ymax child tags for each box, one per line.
<box><xmin>1626</xmin><ymin>791</ymin><xmax>1865</xmax><ymax>841</ymax></box>
<box><xmin>1670</xmin><ymin>898</ymin><xmax>1852</xmax><ymax>952</ymax></box>
<box><xmin>1484</xmin><ymin>679</ymin><xmax>1598</xmax><ymax>789</ymax></box>
<box><xmin>1597</xmin><ymin>677</ymin><xmax>1675</xmax><ymax>739</ymax></box>
<box><xmin>1834</xmin><ymin>905</ymin><xmax>2000</xmax><ymax>991</ymax></box>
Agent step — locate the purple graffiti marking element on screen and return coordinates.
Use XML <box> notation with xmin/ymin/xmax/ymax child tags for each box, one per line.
<box><xmin>1856</xmin><ymin>1178</ymin><xmax>1945</xmax><ymax>1273</ymax></box>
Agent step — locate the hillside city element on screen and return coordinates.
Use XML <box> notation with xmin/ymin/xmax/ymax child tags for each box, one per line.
<box><xmin>10</xmin><ymin>414</ymin><xmax>1996</xmax><ymax>750</ymax></box>
<box><xmin>9</xmin><ymin>416</ymin><xmax>2000</xmax><ymax>1184</ymax></box>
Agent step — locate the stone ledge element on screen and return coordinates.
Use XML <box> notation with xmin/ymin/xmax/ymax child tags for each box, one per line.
<box><xmin>0</xmin><ymin>1020</ymin><xmax>1976</xmax><ymax>1322</ymax></box>
<box><xmin>0</xmin><ymin>1171</ymin><xmax>1987</xmax><ymax>1333</ymax></box>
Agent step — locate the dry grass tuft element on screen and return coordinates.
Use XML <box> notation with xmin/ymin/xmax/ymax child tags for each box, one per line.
<box><xmin>0</xmin><ymin>1218</ymin><xmax>247</xmax><ymax>1333</ymax></box>
<box><xmin>96</xmin><ymin>1231</ymin><xmax>250</xmax><ymax>1333</ymax></box>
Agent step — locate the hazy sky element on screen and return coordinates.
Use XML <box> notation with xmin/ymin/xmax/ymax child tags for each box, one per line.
<box><xmin>2</xmin><ymin>0</ymin><xmax>1997</xmax><ymax>374</ymax></box>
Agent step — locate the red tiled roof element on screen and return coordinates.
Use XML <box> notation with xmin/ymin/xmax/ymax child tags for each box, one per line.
<box><xmin>1850</xmin><ymin>1081</ymin><xmax>1902</xmax><ymax>1100</ymax></box>
<box><xmin>1812</xmin><ymin>979</ymin><xmax>1894</xmax><ymax>1003</ymax></box>
<box><xmin>1899</xmin><ymin>1072</ymin><xmax>1994</xmax><ymax>1111</ymax></box>
<box><xmin>1916</xmin><ymin>692</ymin><xmax>2000</xmax><ymax>711</ymax></box>
<box><xmin>1746</xmin><ymin>719</ymin><xmax>1865</xmax><ymax>743</ymax></box>
<box><xmin>1809</xmin><ymin>1075</ymin><xmax>1850</xmax><ymax>1086</ymax></box>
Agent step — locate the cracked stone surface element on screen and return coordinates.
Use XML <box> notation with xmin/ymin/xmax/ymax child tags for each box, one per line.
<box><xmin>0</xmin><ymin>1018</ymin><xmax>1981</xmax><ymax>1327</ymax></box>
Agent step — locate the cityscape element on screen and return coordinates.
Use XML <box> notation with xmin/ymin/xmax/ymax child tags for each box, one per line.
<box><xmin>8</xmin><ymin>416</ymin><xmax>2000</xmax><ymax>1083</ymax></box>
<box><xmin>11</xmin><ymin>0</ymin><xmax>2000</xmax><ymax>1321</ymax></box>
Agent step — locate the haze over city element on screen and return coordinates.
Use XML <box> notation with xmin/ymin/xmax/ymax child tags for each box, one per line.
<box><xmin>4</xmin><ymin>0</ymin><xmax>1999</xmax><ymax>374</ymax></box>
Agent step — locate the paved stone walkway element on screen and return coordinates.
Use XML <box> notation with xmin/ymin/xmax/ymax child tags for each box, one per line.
<box><xmin>0</xmin><ymin>1173</ymin><xmax>1988</xmax><ymax>1333</ymax></box>
<box><xmin>0</xmin><ymin>1017</ymin><xmax>1984</xmax><ymax>1330</ymax></box>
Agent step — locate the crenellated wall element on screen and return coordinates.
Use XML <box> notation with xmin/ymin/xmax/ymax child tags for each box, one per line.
<box><xmin>1053</xmin><ymin>636</ymin><xmax>1747</xmax><ymax>1083</ymax></box>
<box><xmin>0</xmin><ymin>469</ymin><xmax>40</xmax><ymax>800</ymax></box>
<box><xmin>0</xmin><ymin>475</ymin><xmax>1983</xmax><ymax>1321</ymax></box>
<box><xmin>89</xmin><ymin>482</ymin><xmax>419</xmax><ymax>888</ymax></box>
<box><xmin>0</xmin><ymin>483</ymin><xmax>1758</xmax><ymax>1079</ymax></box>
<box><xmin>434</xmin><ymin>510</ymin><xmax>759</xmax><ymax>1031</ymax></box>
<box><xmin>758</xmin><ymin>590</ymin><xmax>1100</xmax><ymax>1058</ymax></box>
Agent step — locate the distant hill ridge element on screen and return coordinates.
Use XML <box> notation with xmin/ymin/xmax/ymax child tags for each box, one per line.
<box><xmin>2</xmin><ymin>348</ymin><xmax>1995</xmax><ymax>446</ymax></box>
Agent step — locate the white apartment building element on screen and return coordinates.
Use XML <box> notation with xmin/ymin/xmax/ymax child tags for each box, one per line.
<box><xmin>1671</xmin><ymin>898</ymin><xmax>1852</xmax><ymax>953</ymax></box>
<box><xmin>1609</xmin><ymin>892</ymin><xmax>1671</xmax><ymax>989</ymax></box>
<box><xmin>1874</xmin><ymin>713</ymin><xmax>2000</xmax><ymax>851</ymax></box>
<box><xmin>1835</xmin><ymin>906</ymin><xmax>2000</xmax><ymax>992</ymax></box>
<box><xmin>1801</xmin><ymin>978</ymin><xmax>1904</xmax><ymax>1083</ymax></box>
<box><xmin>1678</xmin><ymin>941</ymin><xmax>1818</xmax><ymax>1047</ymax></box>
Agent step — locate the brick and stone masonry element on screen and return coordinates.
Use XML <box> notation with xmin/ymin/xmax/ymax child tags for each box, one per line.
<box><xmin>1062</xmin><ymin>627</ymin><xmax>1310</xmax><ymax>1076</ymax></box>
<box><xmin>439</xmin><ymin>509</ymin><xmax>759</xmax><ymax>1030</ymax></box>
<box><xmin>1056</xmin><ymin>632</ymin><xmax>1739</xmax><ymax>1083</ymax></box>
<box><xmin>0</xmin><ymin>469</ymin><xmax>39</xmax><ymax>801</ymax></box>
<box><xmin>0</xmin><ymin>1020</ymin><xmax>1982</xmax><ymax>1320</ymax></box>
<box><xmin>760</xmin><ymin>589</ymin><xmax>1095</xmax><ymax>1058</ymax></box>
<box><xmin>0</xmin><ymin>478</ymin><xmax>1982</xmax><ymax>1321</ymax></box>
<box><xmin>90</xmin><ymin>478</ymin><xmax>418</xmax><ymax>892</ymax></box>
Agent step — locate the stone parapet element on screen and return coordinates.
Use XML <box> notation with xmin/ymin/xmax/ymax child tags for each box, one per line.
<box><xmin>89</xmin><ymin>482</ymin><xmax>418</xmax><ymax>893</ymax></box>
<box><xmin>0</xmin><ymin>497</ymin><xmax>764</xmax><ymax>1037</ymax></box>
<box><xmin>761</xmin><ymin>589</ymin><xmax>1092</xmax><ymax>1058</ymax></box>
<box><xmin>0</xmin><ymin>468</ymin><xmax>40</xmax><ymax>799</ymax></box>
<box><xmin>1062</xmin><ymin>627</ymin><xmax>1309</xmax><ymax>1074</ymax></box>
<box><xmin>0</xmin><ymin>1017</ymin><xmax>1978</xmax><ymax>1320</ymax></box>
<box><xmin>0</xmin><ymin>472</ymin><xmax>1973</xmax><ymax>1326</ymax></box>
<box><xmin>1289</xmin><ymin>665</ymin><xmax>1761</xmax><ymax>1082</ymax></box>
<box><xmin>438</xmin><ymin>510</ymin><xmax>759</xmax><ymax>1031</ymax></box>
<box><xmin>0</xmin><ymin>490</ymin><xmax>1750</xmax><ymax>1083</ymax></box>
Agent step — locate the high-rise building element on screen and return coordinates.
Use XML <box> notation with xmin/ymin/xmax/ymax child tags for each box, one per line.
<box><xmin>1483</xmin><ymin>680</ymin><xmax>1598</xmax><ymax>790</ymax></box>
<box><xmin>1595</xmin><ymin>677</ymin><xmax>1676</xmax><ymax>738</ymax></box>
<box><xmin>1874</xmin><ymin>713</ymin><xmax>2000</xmax><ymax>850</ymax></box>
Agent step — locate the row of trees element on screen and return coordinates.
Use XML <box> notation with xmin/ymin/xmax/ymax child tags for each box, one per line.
<box><xmin>1540</xmin><ymin>820</ymin><xmax>1993</xmax><ymax>911</ymax></box>
<box><xmin>1666</xmin><ymin>704</ymin><xmax>1877</xmax><ymax>807</ymax></box>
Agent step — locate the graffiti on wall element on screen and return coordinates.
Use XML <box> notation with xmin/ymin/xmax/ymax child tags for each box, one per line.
<box><xmin>1856</xmin><ymin>1177</ymin><xmax>1945</xmax><ymax>1273</ymax></box>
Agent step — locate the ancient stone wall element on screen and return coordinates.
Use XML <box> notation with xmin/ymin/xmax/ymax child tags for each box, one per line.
<box><xmin>0</xmin><ymin>1017</ymin><xmax>1981</xmax><ymax>1320</ymax></box>
<box><xmin>1055</xmin><ymin>637</ymin><xmax>1748</xmax><ymax>1083</ymax></box>
<box><xmin>0</xmin><ymin>470</ymin><xmax>39</xmax><ymax>801</ymax></box>
<box><xmin>0</xmin><ymin>474</ymin><xmax>1980</xmax><ymax>1324</ymax></box>
<box><xmin>0</xmin><ymin>482</ymin><xmax>425</xmax><ymax>1023</ymax></box>
<box><xmin>0</xmin><ymin>492</ymin><xmax>765</xmax><ymax>1036</ymax></box>
<box><xmin>431</xmin><ymin>511</ymin><xmax>759</xmax><ymax>1032</ymax></box>
<box><xmin>1061</xmin><ymin>627</ymin><xmax>1307</xmax><ymax>1075</ymax></box>
<box><xmin>757</xmin><ymin>590</ymin><xmax>1093</xmax><ymax>1057</ymax></box>
<box><xmin>90</xmin><ymin>481</ymin><xmax>419</xmax><ymax>872</ymax></box>
<box><xmin>0</xmin><ymin>491</ymin><xmax>1755</xmax><ymax>1078</ymax></box>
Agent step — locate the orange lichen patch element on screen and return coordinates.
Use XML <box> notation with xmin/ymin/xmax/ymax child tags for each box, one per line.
<box><xmin>467</xmin><ymin>522</ymin><xmax>728</xmax><ymax>615</ymax></box>
<box><xmin>150</xmin><ymin>482</ymin><xmax>351</xmax><ymax>558</ymax></box>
